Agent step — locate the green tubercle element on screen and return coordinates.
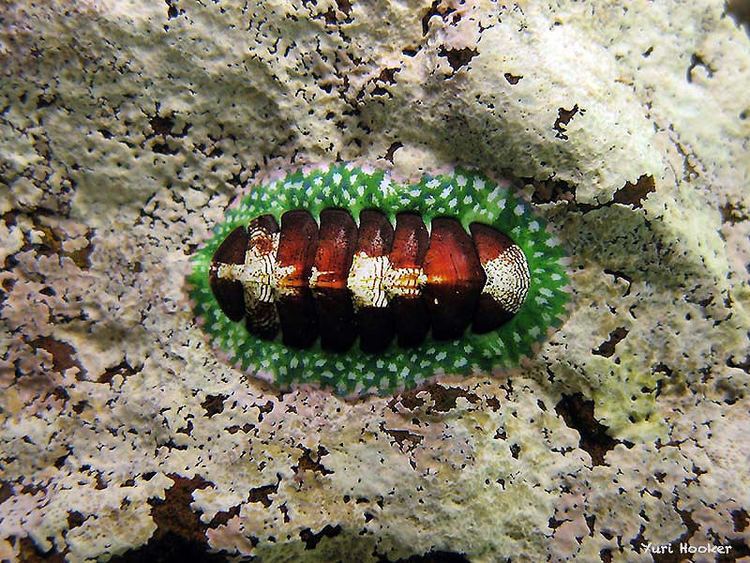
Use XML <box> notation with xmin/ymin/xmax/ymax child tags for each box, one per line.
<box><xmin>188</xmin><ymin>163</ymin><xmax>570</xmax><ymax>396</ymax></box>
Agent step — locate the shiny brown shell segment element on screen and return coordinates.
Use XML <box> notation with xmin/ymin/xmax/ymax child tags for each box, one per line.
<box><xmin>275</xmin><ymin>210</ymin><xmax>320</xmax><ymax>349</ymax></box>
<box><xmin>389</xmin><ymin>213</ymin><xmax>431</xmax><ymax>348</ymax></box>
<box><xmin>423</xmin><ymin>217</ymin><xmax>486</xmax><ymax>341</ymax></box>
<box><xmin>208</xmin><ymin>227</ymin><xmax>249</xmax><ymax>322</ymax></box>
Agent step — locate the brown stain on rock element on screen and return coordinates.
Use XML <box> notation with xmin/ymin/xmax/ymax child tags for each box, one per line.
<box><xmin>31</xmin><ymin>336</ymin><xmax>85</xmax><ymax>377</ymax></box>
<box><xmin>108</xmin><ymin>474</ymin><xmax>226</xmax><ymax>562</ymax></box>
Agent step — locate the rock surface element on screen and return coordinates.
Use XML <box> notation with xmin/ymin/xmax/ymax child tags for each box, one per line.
<box><xmin>1</xmin><ymin>0</ymin><xmax>749</xmax><ymax>561</ymax></box>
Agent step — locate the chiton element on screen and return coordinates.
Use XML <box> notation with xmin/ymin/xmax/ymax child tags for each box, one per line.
<box><xmin>209</xmin><ymin>209</ymin><xmax>530</xmax><ymax>352</ymax></box>
<box><xmin>189</xmin><ymin>164</ymin><xmax>570</xmax><ymax>396</ymax></box>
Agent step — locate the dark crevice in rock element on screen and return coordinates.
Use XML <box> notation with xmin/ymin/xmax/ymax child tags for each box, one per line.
<box><xmin>149</xmin><ymin>115</ymin><xmax>175</xmax><ymax>136</ymax></box>
<box><xmin>727</xmin><ymin>0</ymin><xmax>750</xmax><ymax>29</ymax></box>
<box><xmin>110</xmin><ymin>532</ymin><xmax>226</xmax><ymax>563</ymax></box>
<box><xmin>421</xmin><ymin>0</ymin><xmax>456</xmax><ymax>35</ymax></box>
<box><xmin>300</xmin><ymin>524</ymin><xmax>342</xmax><ymax>550</ymax></box>
<box><xmin>318</xmin><ymin>0</ymin><xmax>353</xmax><ymax>23</ymax></box>
<box><xmin>164</xmin><ymin>0</ymin><xmax>180</xmax><ymax>20</ymax></box>
<box><xmin>629</xmin><ymin>524</ymin><xmax>647</xmax><ymax>553</ymax></box>
<box><xmin>294</xmin><ymin>446</ymin><xmax>334</xmax><ymax>476</ymax></box>
<box><xmin>686</xmin><ymin>53</ymin><xmax>715</xmax><ymax>83</ymax></box>
<box><xmin>114</xmin><ymin>476</ymin><xmax>221</xmax><ymax>563</ymax></box>
<box><xmin>20</xmin><ymin>482</ymin><xmax>46</xmax><ymax>495</ymax></box>
<box><xmin>379</xmin><ymin>423</ymin><xmax>424</xmax><ymax>453</ymax></box>
<box><xmin>36</xmin><ymin>94</ymin><xmax>57</xmax><ymax>109</ymax></box>
<box><xmin>384</xmin><ymin>141</ymin><xmax>403</xmax><ymax>163</ymax></box>
<box><xmin>54</xmin><ymin>448</ymin><xmax>72</xmax><ymax>469</ymax></box>
<box><xmin>652</xmin><ymin>363</ymin><xmax>674</xmax><ymax>401</ymax></box>
<box><xmin>209</xmin><ymin>505</ymin><xmax>241</xmax><ymax>527</ymax></box>
<box><xmin>66</xmin><ymin>510</ymin><xmax>86</xmax><ymax>529</ymax></box>
<box><xmin>529</xmin><ymin>177</ymin><xmax>577</xmax><ymax>204</ymax></box>
<box><xmin>726</xmin><ymin>540</ymin><xmax>750</xmax><ymax>560</ymax></box>
<box><xmin>438</xmin><ymin>46</ymin><xmax>479</xmax><ymax>72</ymax></box>
<box><xmin>732</xmin><ymin>508</ymin><xmax>749</xmax><ymax>532</ymax></box>
<box><xmin>548</xmin><ymin>516</ymin><xmax>564</xmax><ymax>530</ymax></box>
<box><xmin>254</xmin><ymin>399</ymin><xmax>275</xmax><ymax>421</ymax></box>
<box><xmin>426</xmin><ymin>385</ymin><xmax>480</xmax><ymax>413</ymax></box>
<box><xmin>553</xmin><ymin>104</ymin><xmax>580</xmax><ymax>140</ymax></box>
<box><xmin>335</xmin><ymin>0</ymin><xmax>352</xmax><ymax>17</ymax></box>
<box><xmin>370</xmin><ymin>85</ymin><xmax>393</xmax><ymax>98</ymax></box>
<box><xmin>612</xmin><ymin>175</ymin><xmax>655</xmax><ymax>208</ymax></box>
<box><xmin>592</xmin><ymin>327</ymin><xmax>629</xmax><ymax>358</ymax></box>
<box><xmin>388</xmin><ymin>389</ymin><xmax>426</xmax><ymax>412</ymax></box>
<box><xmin>201</xmin><ymin>394</ymin><xmax>228</xmax><ymax>417</ymax></box>
<box><xmin>586</xmin><ymin>514</ymin><xmax>596</xmax><ymax>535</ymax></box>
<box><xmin>503</xmin><ymin>72</ymin><xmax>522</xmax><ymax>84</ymax></box>
<box><xmin>18</xmin><ymin>537</ymin><xmax>66</xmax><ymax>563</ymax></box>
<box><xmin>176</xmin><ymin>419</ymin><xmax>194</xmax><ymax>436</ymax></box>
<box><xmin>98</xmin><ymin>360</ymin><xmax>139</xmax><ymax>384</ymax></box>
<box><xmin>555</xmin><ymin>393</ymin><xmax>619</xmax><ymax>465</ymax></box>
<box><xmin>92</xmin><ymin>471</ymin><xmax>107</xmax><ymax>490</ymax></box>
<box><xmin>248</xmin><ymin>481</ymin><xmax>279</xmax><ymax>508</ymax></box>
<box><xmin>485</xmin><ymin>395</ymin><xmax>502</xmax><ymax>411</ymax></box>
<box><xmin>604</xmin><ymin>269</ymin><xmax>633</xmax><ymax>296</ymax></box>
<box><xmin>151</xmin><ymin>141</ymin><xmax>180</xmax><ymax>155</ymax></box>
<box><xmin>225</xmin><ymin>422</ymin><xmax>254</xmax><ymax>434</ymax></box>
<box><xmin>0</xmin><ymin>480</ymin><xmax>14</xmax><ymax>504</ymax></box>
<box><xmin>149</xmin><ymin>475</ymin><xmax>213</xmax><ymax>540</ymax></box>
<box><xmin>378</xmin><ymin>68</ymin><xmax>400</xmax><ymax>84</ymax></box>
<box><xmin>145</xmin><ymin>109</ymin><xmax>189</xmax><ymax>155</ymax></box>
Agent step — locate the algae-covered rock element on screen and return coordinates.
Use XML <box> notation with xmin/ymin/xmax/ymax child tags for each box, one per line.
<box><xmin>1</xmin><ymin>0</ymin><xmax>748</xmax><ymax>561</ymax></box>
